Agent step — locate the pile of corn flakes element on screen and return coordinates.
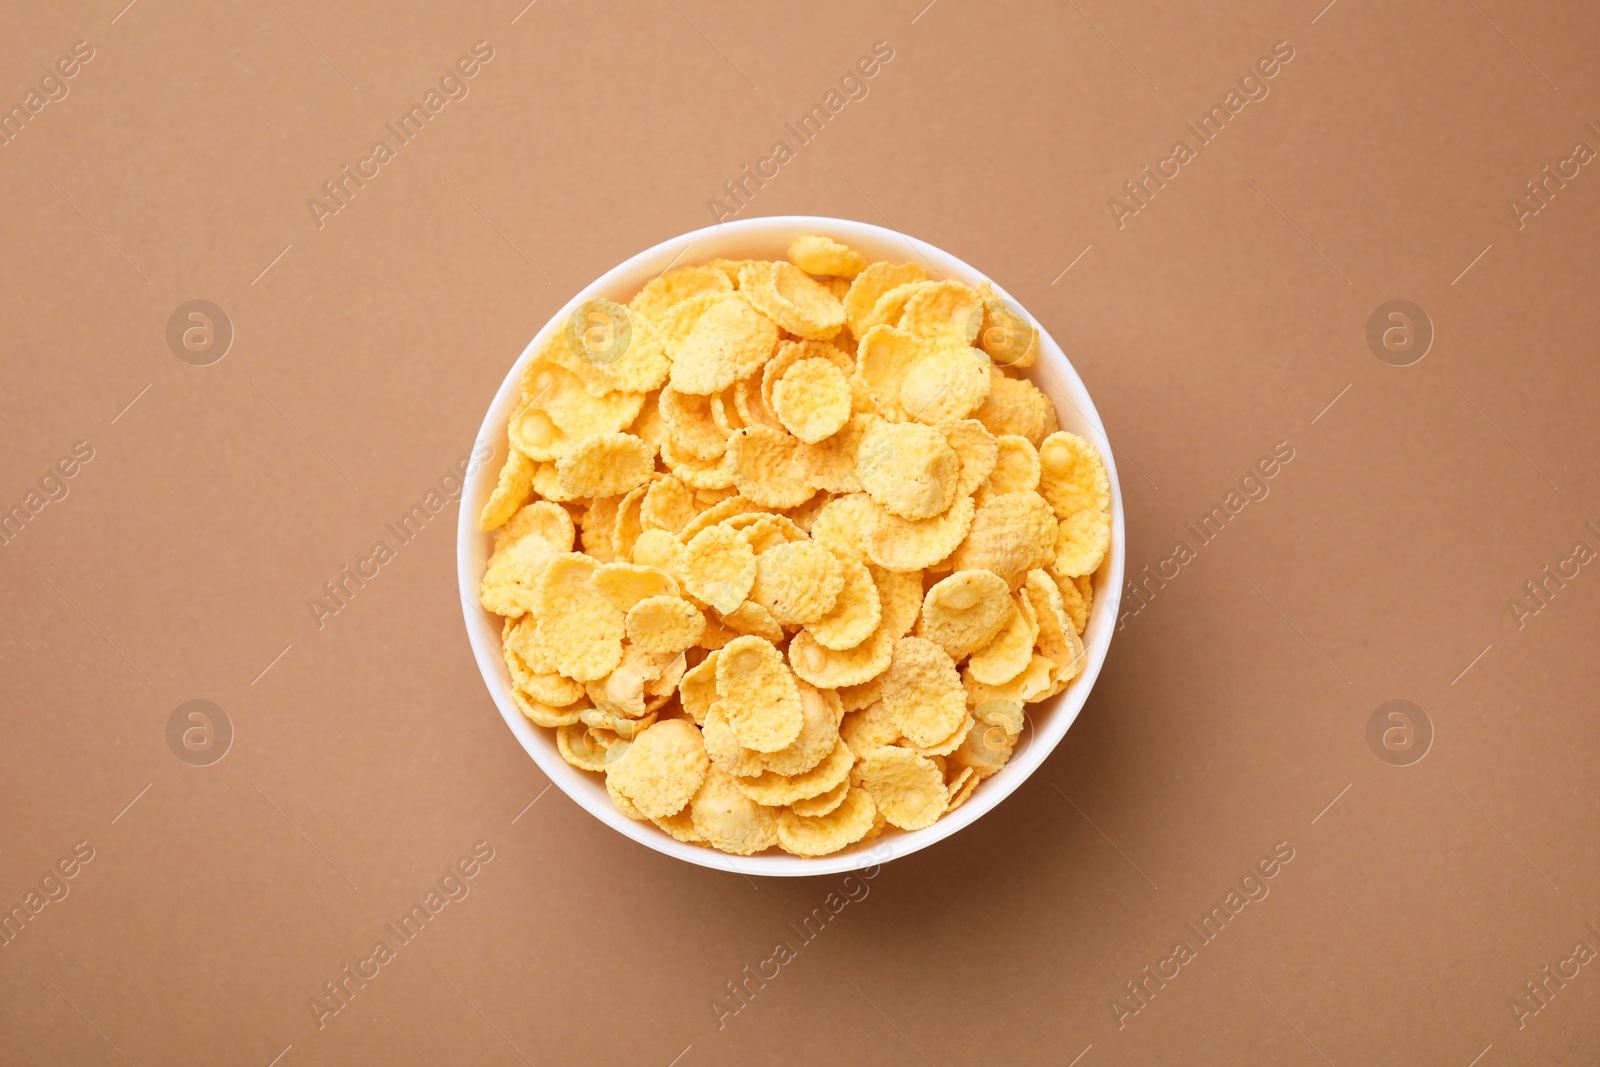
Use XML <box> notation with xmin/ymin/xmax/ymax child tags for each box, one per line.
<box><xmin>479</xmin><ymin>235</ymin><xmax>1110</xmax><ymax>858</ymax></box>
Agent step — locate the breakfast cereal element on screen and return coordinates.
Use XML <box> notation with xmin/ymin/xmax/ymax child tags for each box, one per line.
<box><xmin>476</xmin><ymin>236</ymin><xmax>1112</xmax><ymax>857</ymax></box>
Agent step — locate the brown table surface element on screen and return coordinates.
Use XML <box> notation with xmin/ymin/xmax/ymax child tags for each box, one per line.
<box><xmin>3</xmin><ymin>1</ymin><xmax>1598</xmax><ymax>1064</ymax></box>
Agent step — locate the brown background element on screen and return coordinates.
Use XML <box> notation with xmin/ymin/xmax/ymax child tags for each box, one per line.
<box><xmin>2</xmin><ymin>0</ymin><xmax>1598</xmax><ymax>1063</ymax></box>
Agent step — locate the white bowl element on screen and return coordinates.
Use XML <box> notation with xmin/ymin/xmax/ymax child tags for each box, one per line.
<box><xmin>458</xmin><ymin>216</ymin><xmax>1125</xmax><ymax>877</ymax></box>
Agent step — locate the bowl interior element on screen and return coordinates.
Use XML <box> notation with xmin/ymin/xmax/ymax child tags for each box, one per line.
<box><xmin>457</xmin><ymin>215</ymin><xmax>1125</xmax><ymax>877</ymax></box>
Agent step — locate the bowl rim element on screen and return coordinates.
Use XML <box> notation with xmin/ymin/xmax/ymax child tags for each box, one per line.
<box><xmin>456</xmin><ymin>214</ymin><xmax>1125</xmax><ymax>877</ymax></box>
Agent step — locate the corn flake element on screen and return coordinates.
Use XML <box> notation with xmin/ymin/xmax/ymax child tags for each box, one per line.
<box><xmin>678</xmin><ymin>524</ymin><xmax>757</xmax><ymax>613</ymax></box>
<box><xmin>898</xmin><ymin>344</ymin><xmax>992</xmax><ymax>425</ymax></box>
<box><xmin>517</xmin><ymin>661</ymin><xmax>586</xmax><ymax>709</ymax></box>
<box><xmin>1038</xmin><ymin>431</ymin><xmax>1111</xmax><ymax>519</ymax></box>
<box><xmin>480</xmin><ymin>450</ymin><xmax>536</xmax><ymax>531</ymax></box>
<box><xmin>581</xmin><ymin>704</ymin><xmax>657</xmax><ymax>740</ymax></box>
<box><xmin>897</xmin><ymin>281</ymin><xmax>984</xmax><ymax>347</ymax></box>
<box><xmin>728</xmin><ymin>426</ymin><xmax>817</xmax><ymax>509</ymax></box>
<box><xmin>895</xmin><ymin>710</ymin><xmax>972</xmax><ymax>758</ymax></box>
<box><xmin>626</xmin><ymin>595</ymin><xmax>705</xmax><ymax>655</ymax></box>
<box><xmin>751</xmin><ymin>541</ymin><xmax>844</xmax><ymax>625</ymax></box>
<box><xmin>1054</xmin><ymin>509</ymin><xmax>1111</xmax><ymax>578</ymax></box>
<box><xmin>874</xmin><ymin>564</ymin><xmax>926</xmax><ymax>637</ymax></box>
<box><xmin>949</xmin><ymin>491</ymin><xmax>1056</xmax><ymax>588</ymax></box>
<box><xmin>963</xmin><ymin>655</ymin><xmax>1056</xmax><ymax>709</ymax></box>
<box><xmin>635</xmin><ymin>475</ymin><xmax>694</xmax><ymax>534</ymax></box>
<box><xmin>981</xmin><ymin>435</ymin><xmax>1041</xmax><ymax>502</ymax></box>
<box><xmin>788</xmin><ymin>234</ymin><xmax>866</xmax><ymax>279</ymax></box>
<box><xmin>789</xmin><ymin>624</ymin><xmax>895</xmax><ymax>690</ymax></box>
<box><xmin>764</xmin><ymin>261</ymin><xmax>847</xmax><ymax>340</ymax></box>
<box><xmin>679</xmin><ymin>494</ymin><xmax>770</xmax><ymax>540</ymax></box>
<box><xmin>720</xmin><ymin>599</ymin><xmax>785</xmax><ymax>643</ymax></box>
<box><xmin>677</xmin><ymin>650</ymin><xmax>719</xmax><ymax>725</ymax></box>
<box><xmin>775</xmin><ymin>781</ymin><xmax>875</xmax><ymax>856</ymax></box>
<box><xmin>797</xmin><ymin>412</ymin><xmax>871</xmax><ymax>494</ymax></box>
<box><xmin>559</xmin><ymin>723</ymin><xmax>626</xmax><ymax>773</ymax></box>
<box><xmin>661</xmin><ymin>436</ymin><xmax>736</xmax><ymax>490</ymax></box>
<box><xmin>789</xmin><ymin>777</ymin><xmax>850</xmax><ymax>817</ymax></box>
<box><xmin>513</xmin><ymin>688</ymin><xmax>586</xmax><ymax>729</ymax></box>
<box><xmin>480</xmin><ymin>531</ymin><xmax>559</xmax><ymax>617</ymax></box>
<box><xmin>555</xmin><ymin>432</ymin><xmax>655</xmax><ymax>498</ymax></box>
<box><xmin>761</xmin><ymin>683</ymin><xmax>843</xmax><ymax>777</ymax></box>
<box><xmin>507</xmin><ymin>399</ymin><xmax>563</xmax><ymax>462</ymax></box>
<box><xmin>844</xmin><ymin>262</ymin><xmax>928</xmax><ymax>336</ymax></box>
<box><xmin>504</xmin><ymin>614</ymin><xmax>555</xmax><ymax>675</ymax></box>
<box><xmin>702</xmin><ymin>703</ymin><xmax>765</xmax><ymax>777</ymax></box>
<box><xmin>974</xmin><ymin>369</ymin><xmax>1052</xmax><ymax>445</ymax></box>
<box><xmin>880</xmin><ymin>637</ymin><xmax>968</xmax><ymax>748</ymax></box>
<box><xmin>716</xmin><ymin>635</ymin><xmax>803</xmax><ymax>753</ymax></box>
<box><xmin>659</xmin><ymin>387</ymin><xmax>729</xmax><ymax>460</ymax></box>
<box><xmin>525</xmin><ymin>463</ymin><xmax>574</xmax><ymax>505</ymax></box>
<box><xmin>866</xmin><ymin>495</ymin><xmax>975</xmax><ymax>573</ymax></box>
<box><xmin>669</xmin><ymin>296</ymin><xmax>778</xmax><ymax>396</ymax></box>
<box><xmin>527</xmin><ymin>557</ymin><xmax>624</xmax><ymax>681</ymax></box>
<box><xmin>706</xmin><ymin>258</ymin><xmax>759</xmax><ymax>287</ymax></box>
<box><xmin>854</xmin><ymin>325</ymin><xmax>922</xmax><ymax>420</ymax></box>
<box><xmin>967</xmin><ymin>594</ymin><xmax>1039</xmax><ymax>686</ymax></box>
<box><xmin>951</xmin><ymin>714</ymin><xmax>1022</xmax><ymax>780</ymax></box>
<box><xmin>594</xmin><ymin>562</ymin><xmax>678</xmax><ymax>614</ymax></box>
<box><xmin>736</xmin><ymin>738</ymin><xmax>855</xmax><ymax>807</ymax></box>
<box><xmin>629</xmin><ymin>529</ymin><xmax>678</xmax><ymax>572</ymax></box>
<box><xmin>607</xmin><ymin>719</ymin><xmax>708</xmax><ymax>819</ymax></box>
<box><xmin>613</xmin><ymin>484</ymin><xmax>649</xmax><ymax>562</ymax></box>
<box><xmin>728</xmin><ymin>512</ymin><xmax>806</xmax><ymax>553</ymax></box>
<box><xmin>945</xmin><ymin>766</ymin><xmax>980</xmax><ymax>813</ymax></box>
<box><xmin>861</xmin><ymin>281</ymin><xmax>931</xmax><ymax>334</ymax></box>
<box><xmin>975</xmin><ymin>286</ymin><xmax>1039</xmax><ymax>369</ymax></box>
<box><xmin>520</xmin><ymin>360</ymin><xmax>647</xmax><ymax>446</ymax></box>
<box><xmin>651</xmin><ymin>804</ymin><xmax>704</xmax><ymax>842</ymax></box>
<box><xmin>857</xmin><ymin>422</ymin><xmax>961</xmax><ymax>521</ymax></box>
<box><xmin>840</xmin><ymin>699</ymin><xmax>900</xmax><ymax>758</ymax></box>
<box><xmin>697</xmin><ymin>612</ymin><xmax>738</xmax><ymax>651</ymax></box>
<box><xmin>805</xmin><ymin>550</ymin><xmax>881</xmax><ymax>650</ymax></box>
<box><xmin>734</xmin><ymin>372</ymin><xmax>785</xmax><ymax>432</ymax></box>
<box><xmin>652</xmin><ymin>289</ymin><xmax>728</xmax><ymax>359</ymax></box>
<box><xmin>495</xmin><ymin>500</ymin><xmax>575</xmax><ymax>554</ymax></box>
<box><xmin>1024</xmin><ymin>569</ymin><xmax>1087</xmax><ymax>689</ymax></box>
<box><xmin>810</xmin><ymin>492</ymin><xmax>878</xmax><ymax>559</ymax></box>
<box><xmin>837</xmin><ymin>676</ymin><xmax>885</xmax><ymax>713</ymax></box>
<box><xmin>918</xmin><ymin>569</ymin><xmax>1012</xmax><ymax>660</ymax></box>
<box><xmin>691</xmin><ymin>766</ymin><xmax>779</xmax><ymax>854</ymax></box>
<box><xmin>629</xmin><ymin>265</ymin><xmax>733</xmax><ymax>324</ymax></box>
<box><xmin>560</xmin><ymin>300</ymin><xmax>671</xmax><ymax>395</ymax></box>
<box><xmin>852</xmin><ymin>746</ymin><xmax>948</xmax><ymax>830</ymax></box>
<box><xmin>772</xmin><ymin>358</ymin><xmax>852</xmax><ymax>443</ymax></box>
<box><xmin>1052</xmin><ymin>568</ymin><xmax>1090</xmax><ymax>634</ymax></box>
<box><xmin>579</xmin><ymin>496</ymin><xmax>621</xmax><ymax>561</ymax></box>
